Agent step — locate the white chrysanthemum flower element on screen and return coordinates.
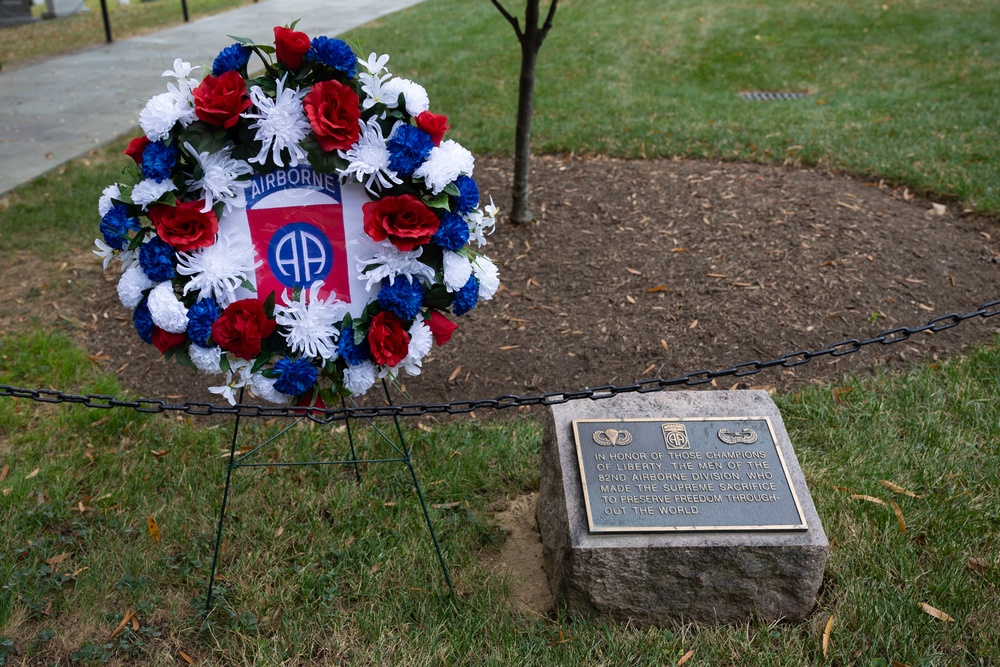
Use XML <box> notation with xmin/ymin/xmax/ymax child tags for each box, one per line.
<box><xmin>176</xmin><ymin>230</ymin><xmax>262</xmax><ymax>307</ymax></box>
<box><xmin>442</xmin><ymin>250</ymin><xmax>472</xmax><ymax>292</ymax></box>
<box><xmin>119</xmin><ymin>248</ymin><xmax>140</xmax><ymax>274</ymax></box>
<box><xmin>399</xmin><ymin>315</ymin><xmax>433</xmax><ymax>377</ymax></box>
<box><xmin>354</xmin><ymin>237</ymin><xmax>436</xmax><ymax>291</ymax></box>
<box><xmin>412</xmin><ymin>140</ymin><xmax>475</xmax><ymax>195</ymax></box>
<box><xmin>183</xmin><ymin>142</ymin><xmax>253</xmax><ymax>213</ymax></box>
<box><xmin>117</xmin><ymin>264</ymin><xmax>154</xmax><ymax>309</ymax></box>
<box><xmin>98</xmin><ymin>184</ymin><xmax>121</xmax><ymax>218</ymax></box>
<box><xmin>273</xmin><ymin>281</ymin><xmax>346</xmax><ymax>361</ymax></box>
<box><xmin>339</xmin><ymin>117</ymin><xmax>402</xmax><ymax>193</ymax></box>
<box><xmin>380</xmin><ymin>77</ymin><xmax>429</xmax><ymax>116</ymax></box>
<box><xmin>147</xmin><ymin>282</ymin><xmax>189</xmax><ymax>333</ymax></box>
<box><xmin>344</xmin><ymin>361</ymin><xmax>376</xmax><ymax>395</ymax></box>
<box><xmin>93</xmin><ymin>238</ymin><xmax>117</xmax><ymax>271</ymax></box>
<box><xmin>244</xmin><ymin>75</ymin><xmax>310</xmax><ymax>168</ymax></box>
<box><xmin>209</xmin><ymin>358</ymin><xmax>252</xmax><ymax>405</ymax></box>
<box><xmin>250</xmin><ymin>373</ymin><xmax>292</xmax><ymax>405</ymax></box>
<box><xmin>189</xmin><ymin>344</ymin><xmax>223</xmax><ymax>374</ymax></box>
<box><xmin>139</xmin><ymin>92</ymin><xmax>195</xmax><ymax>142</ymax></box>
<box><xmin>131</xmin><ymin>178</ymin><xmax>177</xmax><ymax>210</ymax></box>
<box><xmin>472</xmin><ymin>256</ymin><xmax>500</xmax><ymax>301</ymax></box>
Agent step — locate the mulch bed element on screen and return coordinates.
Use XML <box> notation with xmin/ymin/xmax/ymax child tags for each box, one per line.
<box><xmin>7</xmin><ymin>156</ymin><xmax>999</xmax><ymax>414</ymax></box>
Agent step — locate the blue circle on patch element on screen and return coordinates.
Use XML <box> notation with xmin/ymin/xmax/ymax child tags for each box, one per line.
<box><xmin>268</xmin><ymin>222</ymin><xmax>334</xmax><ymax>289</ymax></box>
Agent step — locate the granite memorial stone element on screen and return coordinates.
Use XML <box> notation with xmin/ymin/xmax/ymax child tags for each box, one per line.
<box><xmin>538</xmin><ymin>390</ymin><xmax>828</xmax><ymax>624</ymax></box>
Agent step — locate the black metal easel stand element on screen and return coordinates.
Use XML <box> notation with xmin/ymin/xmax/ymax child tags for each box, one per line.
<box><xmin>204</xmin><ymin>381</ymin><xmax>453</xmax><ymax>612</ymax></box>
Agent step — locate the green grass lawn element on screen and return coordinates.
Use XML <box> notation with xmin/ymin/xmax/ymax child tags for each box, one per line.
<box><xmin>344</xmin><ymin>0</ymin><xmax>1000</xmax><ymax>213</ymax></box>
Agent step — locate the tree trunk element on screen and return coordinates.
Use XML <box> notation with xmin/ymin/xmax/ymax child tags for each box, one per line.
<box><xmin>511</xmin><ymin>34</ymin><xmax>539</xmax><ymax>226</ymax></box>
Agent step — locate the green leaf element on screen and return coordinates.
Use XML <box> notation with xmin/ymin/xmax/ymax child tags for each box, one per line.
<box><xmin>169</xmin><ymin>348</ymin><xmax>197</xmax><ymax>371</ymax></box>
<box><xmin>423</xmin><ymin>285</ymin><xmax>453</xmax><ymax>310</ymax></box>
<box><xmin>288</xmin><ymin>18</ymin><xmax>301</xmax><ymax>30</ymax></box>
<box><xmin>177</xmin><ymin>122</ymin><xmax>229</xmax><ymax>157</ymax></box>
<box><xmin>219</xmin><ymin>354</ymin><xmax>231</xmax><ymax>374</ymax></box>
<box><xmin>239</xmin><ymin>278</ymin><xmax>256</xmax><ymax>293</ymax></box>
<box><xmin>424</xmin><ymin>192</ymin><xmax>451</xmax><ymax>211</ymax></box>
<box><xmin>228</xmin><ymin>34</ymin><xmax>255</xmax><ymax>45</ymax></box>
<box><xmin>443</xmin><ymin>182</ymin><xmax>461</xmax><ymax>197</ymax></box>
<box><xmin>263</xmin><ymin>291</ymin><xmax>277</xmax><ymax>319</ymax></box>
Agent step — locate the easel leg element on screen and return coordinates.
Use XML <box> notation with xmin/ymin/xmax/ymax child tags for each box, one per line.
<box><xmin>341</xmin><ymin>396</ymin><xmax>362</xmax><ymax>483</ymax></box>
<box><xmin>205</xmin><ymin>389</ymin><xmax>244</xmax><ymax>612</ymax></box>
<box><xmin>382</xmin><ymin>380</ymin><xmax>454</xmax><ymax>596</ymax></box>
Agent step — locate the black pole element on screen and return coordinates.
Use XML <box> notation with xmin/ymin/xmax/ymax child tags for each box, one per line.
<box><xmin>181</xmin><ymin>0</ymin><xmax>189</xmax><ymax>22</ymax></box>
<box><xmin>205</xmin><ymin>388</ymin><xmax>245</xmax><ymax>612</ymax></box>
<box><xmin>99</xmin><ymin>0</ymin><xmax>112</xmax><ymax>43</ymax></box>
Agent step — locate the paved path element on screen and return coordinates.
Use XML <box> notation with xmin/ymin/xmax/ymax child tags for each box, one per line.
<box><xmin>0</xmin><ymin>0</ymin><xmax>425</xmax><ymax>196</ymax></box>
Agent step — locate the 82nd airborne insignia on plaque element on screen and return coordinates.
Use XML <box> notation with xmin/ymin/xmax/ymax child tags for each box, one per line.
<box><xmin>661</xmin><ymin>422</ymin><xmax>690</xmax><ymax>450</ymax></box>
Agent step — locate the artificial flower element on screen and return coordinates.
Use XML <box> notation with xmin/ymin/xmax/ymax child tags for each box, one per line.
<box><xmin>98</xmin><ymin>183</ymin><xmax>122</xmax><ymax>218</ymax></box>
<box><xmin>307</xmin><ymin>36</ymin><xmax>356</xmax><ymax>76</ymax></box>
<box><xmin>100</xmin><ymin>204</ymin><xmax>140</xmax><ymax>250</ymax></box>
<box><xmin>452</xmin><ymin>274</ymin><xmax>480</xmax><ymax>316</ymax></box>
<box><xmin>398</xmin><ymin>315</ymin><xmax>433</xmax><ymax>376</ymax></box>
<box><xmin>353</xmin><ymin>237</ymin><xmax>435</xmax><ymax>291</ymax></box>
<box><xmin>362</xmin><ymin>194</ymin><xmax>440</xmax><ymax>251</ymax></box>
<box><xmin>186</xmin><ymin>297</ymin><xmax>220</xmax><ymax>347</ymax></box>
<box><xmin>386</xmin><ymin>123</ymin><xmax>433</xmax><ymax>176</ymax></box>
<box><xmin>152</xmin><ymin>328</ymin><xmax>187</xmax><ymax>353</ymax></box>
<box><xmin>274</xmin><ymin>281</ymin><xmax>345</xmax><ymax>360</ymax></box>
<box><xmin>133</xmin><ymin>299</ymin><xmax>154</xmax><ymax>343</ymax></box>
<box><xmin>339</xmin><ymin>116</ymin><xmax>402</xmax><ymax>193</ymax></box>
<box><xmin>141</xmin><ymin>140</ymin><xmax>178</xmax><ymax>181</ymax></box>
<box><xmin>273</xmin><ymin>356</ymin><xmax>318</xmax><ymax>396</ymax></box>
<box><xmin>453</xmin><ymin>175</ymin><xmax>479</xmax><ymax>213</ymax></box>
<box><xmin>250</xmin><ymin>372</ymin><xmax>292</xmax><ymax>404</ymax></box>
<box><xmin>412</xmin><ymin>139</ymin><xmax>475</xmax><ymax>195</ymax></box>
<box><xmin>442</xmin><ymin>250</ymin><xmax>472</xmax><ymax>292</ymax></box>
<box><xmin>244</xmin><ymin>75</ymin><xmax>310</xmax><ymax>168</ymax></box>
<box><xmin>415</xmin><ymin>111</ymin><xmax>449</xmax><ymax>146</ymax></box>
<box><xmin>176</xmin><ymin>229</ymin><xmax>262</xmax><ymax>307</ymax></box>
<box><xmin>337</xmin><ymin>322</ymin><xmax>370</xmax><ymax>366</ymax></box>
<box><xmin>212</xmin><ymin>43</ymin><xmax>252</xmax><ymax>76</ymax></box>
<box><xmin>377</xmin><ymin>276</ymin><xmax>425</xmax><ymax>321</ymax></box>
<box><xmin>274</xmin><ymin>26</ymin><xmax>311</xmax><ymax>69</ymax></box>
<box><xmin>117</xmin><ymin>264</ymin><xmax>154</xmax><ymax>310</ymax></box>
<box><xmin>148</xmin><ymin>281</ymin><xmax>189</xmax><ymax>333</ymax></box>
<box><xmin>193</xmin><ymin>70</ymin><xmax>251</xmax><ymax>129</ymax></box>
<box><xmin>367</xmin><ymin>311</ymin><xmax>410</xmax><ymax>367</ymax></box>
<box><xmin>380</xmin><ymin>77</ymin><xmax>430</xmax><ymax>116</ymax></box>
<box><xmin>472</xmin><ymin>256</ymin><xmax>500</xmax><ymax>301</ymax></box>
<box><xmin>302</xmin><ymin>79</ymin><xmax>361</xmax><ymax>151</ymax></box>
<box><xmin>124</xmin><ymin>136</ymin><xmax>150</xmax><ymax>164</ymax></box>
<box><xmin>189</xmin><ymin>343</ymin><xmax>223</xmax><ymax>374</ymax></box>
<box><xmin>138</xmin><ymin>236</ymin><xmax>176</xmax><ymax>282</ymax></box>
<box><xmin>183</xmin><ymin>142</ymin><xmax>253</xmax><ymax>213</ymax></box>
<box><xmin>211</xmin><ymin>298</ymin><xmax>276</xmax><ymax>360</ymax></box>
<box><xmin>149</xmin><ymin>199</ymin><xmax>218</xmax><ymax>252</ymax></box>
<box><xmin>432</xmin><ymin>212</ymin><xmax>470</xmax><ymax>251</ymax></box>
<box><xmin>343</xmin><ymin>360</ymin><xmax>376</xmax><ymax>395</ymax></box>
<box><xmin>426</xmin><ymin>310</ymin><xmax>458</xmax><ymax>346</ymax></box>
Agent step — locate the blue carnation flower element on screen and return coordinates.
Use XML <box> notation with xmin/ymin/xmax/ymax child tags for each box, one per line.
<box><xmin>306</xmin><ymin>36</ymin><xmax>356</xmax><ymax>77</ymax></box>
<box><xmin>139</xmin><ymin>236</ymin><xmax>176</xmax><ymax>282</ymax></box>
<box><xmin>387</xmin><ymin>124</ymin><xmax>434</xmax><ymax>176</ymax></box>
<box><xmin>432</xmin><ymin>212</ymin><xmax>470</xmax><ymax>251</ymax></box>
<box><xmin>212</xmin><ymin>43</ymin><xmax>252</xmax><ymax>76</ymax></box>
<box><xmin>378</xmin><ymin>276</ymin><xmax>425</xmax><ymax>321</ymax></box>
<box><xmin>337</xmin><ymin>322</ymin><xmax>370</xmax><ymax>366</ymax></box>
<box><xmin>187</xmin><ymin>297</ymin><xmax>220</xmax><ymax>347</ymax></box>
<box><xmin>273</xmin><ymin>356</ymin><xmax>319</xmax><ymax>396</ymax></box>
<box><xmin>133</xmin><ymin>299</ymin><xmax>154</xmax><ymax>344</ymax></box>
<box><xmin>100</xmin><ymin>204</ymin><xmax>140</xmax><ymax>250</ymax></box>
<box><xmin>141</xmin><ymin>141</ymin><xmax>178</xmax><ymax>182</ymax></box>
<box><xmin>452</xmin><ymin>274</ymin><xmax>479</xmax><ymax>316</ymax></box>
<box><xmin>453</xmin><ymin>175</ymin><xmax>480</xmax><ymax>214</ymax></box>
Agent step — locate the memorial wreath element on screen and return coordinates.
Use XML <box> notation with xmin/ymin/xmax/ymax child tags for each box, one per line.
<box><xmin>95</xmin><ymin>23</ymin><xmax>499</xmax><ymax>405</ymax></box>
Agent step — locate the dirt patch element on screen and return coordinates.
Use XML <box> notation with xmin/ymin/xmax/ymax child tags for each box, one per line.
<box><xmin>3</xmin><ymin>156</ymin><xmax>1000</xmax><ymax>409</ymax></box>
<box><xmin>487</xmin><ymin>493</ymin><xmax>553</xmax><ymax>615</ymax></box>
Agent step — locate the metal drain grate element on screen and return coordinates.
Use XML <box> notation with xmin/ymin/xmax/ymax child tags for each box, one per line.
<box><xmin>739</xmin><ymin>91</ymin><xmax>810</xmax><ymax>101</ymax></box>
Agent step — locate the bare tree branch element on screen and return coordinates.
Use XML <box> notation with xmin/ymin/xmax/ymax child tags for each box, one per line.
<box><xmin>490</xmin><ymin>0</ymin><xmax>523</xmax><ymax>39</ymax></box>
<box><xmin>540</xmin><ymin>0</ymin><xmax>559</xmax><ymax>39</ymax></box>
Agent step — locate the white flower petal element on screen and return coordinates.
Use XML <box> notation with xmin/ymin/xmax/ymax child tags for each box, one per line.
<box><xmin>343</xmin><ymin>361</ymin><xmax>376</xmax><ymax>395</ymax></box>
<box><xmin>412</xmin><ymin>140</ymin><xmax>474</xmax><ymax>195</ymax></box>
<box><xmin>472</xmin><ymin>256</ymin><xmax>500</xmax><ymax>301</ymax></box>
<box><xmin>176</xmin><ymin>230</ymin><xmax>262</xmax><ymax>308</ymax></box>
<box><xmin>189</xmin><ymin>344</ymin><xmax>223</xmax><ymax>374</ymax></box>
<box><xmin>147</xmin><ymin>282</ymin><xmax>189</xmax><ymax>333</ymax></box>
<box><xmin>118</xmin><ymin>264</ymin><xmax>154</xmax><ymax>309</ymax></box>
<box><xmin>380</xmin><ymin>78</ymin><xmax>429</xmax><ymax>116</ymax></box>
<box><xmin>273</xmin><ymin>281</ymin><xmax>346</xmax><ymax>361</ymax></box>
<box><xmin>399</xmin><ymin>315</ymin><xmax>433</xmax><ymax>377</ymax></box>
<box><xmin>442</xmin><ymin>251</ymin><xmax>472</xmax><ymax>292</ymax></box>
<box><xmin>131</xmin><ymin>178</ymin><xmax>177</xmax><ymax>210</ymax></box>
<box><xmin>250</xmin><ymin>373</ymin><xmax>292</xmax><ymax>405</ymax></box>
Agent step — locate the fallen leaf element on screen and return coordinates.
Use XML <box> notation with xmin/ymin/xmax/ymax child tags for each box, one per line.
<box><xmin>833</xmin><ymin>387</ymin><xmax>854</xmax><ymax>404</ymax></box>
<box><xmin>642</xmin><ymin>363</ymin><xmax>656</xmax><ymax>376</ymax></box>
<box><xmin>851</xmin><ymin>494</ymin><xmax>886</xmax><ymax>506</ymax></box>
<box><xmin>677</xmin><ymin>649</ymin><xmax>695</xmax><ymax>666</ymax></box>
<box><xmin>626</xmin><ymin>295</ymin><xmax>636</xmax><ymax>304</ymax></box>
<box><xmin>150</xmin><ymin>449</ymin><xmax>170</xmax><ymax>457</ymax></box>
<box><xmin>822</xmin><ymin>615</ymin><xmax>834</xmax><ymax>658</ymax></box>
<box><xmin>689</xmin><ymin>319</ymin><xmax>699</xmax><ymax>329</ymax></box>
<box><xmin>344</xmin><ymin>534</ymin><xmax>356</xmax><ymax>548</ymax></box>
<box><xmin>26</xmin><ymin>468</ymin><xmax>40</xmax><ymax>479</ymax></box>
<box><xmin>881</xmin><ymin>480</ymin><xmax>920</xmax><ymax>498</ymax></box>
<box><xmin>371</xmin><ymin>562</ymin><xmax>381</xmax><ymax>574</ymax></box>
<box><xmin>45</xmin><ymin>552</ymin><xmax>71</xmax><ymax>567</ymax></box>
<box><xmin>967</xmin><ymin>557</ymin><xmax>988</xmax><ymax>574</ymax></box>
<box><xmin>930</xmin><ymin>203</ymin><xmax>946</xmax><ymax>215</ymax></box>
<box><xmin>2</xmin><ymin>488</ymin><xmax>11</xmax><ymax>496</ymax></box>
<box><xmin>646</xmin><ymin>285</ymin><xmax>667</xmax><ymax>293</ymax></box>
<box><xmin>499</xmin><ymin>345</ymin><xmax>520</xmax><ymax>351</ymax></box>
<box><xmin>919</xmin><ymin>602</ymin><xmax>954</xmax><ymax>622</ymax></box>
<box><xmin>671</xmin><ymin>246</ymin><xmax>691</xmax><ymax>253</ymax></box>
<box><xmin>383</xmin><ymin>501</ymin><xmax>397</xmax><ymax>507</ymax></box>
<box><xmin>448</xmin><ymin>366</ymin><xmax>463</xmax><ymax>382</ymax></box>
<box><xmin>834</xmin><ymin>485</ymin><xmax>855</xmax><ymax>493</ymax></box>
<box><xmin>179</xmin><ymin>649</ymin><xmax>196</xmax><ymax>665</ymax></box>
<box><xmin>836</xmin><ymin>201</ymin><xmax>860</xmax><ymax>211</ymax></box>
<box><xmin>131</xmin><ymin>616</ymin><xmax>139</xmax><ymax>631</ymax></box>
<box><xmin>917</xmin><ymin>303</ymin><xmax>934</xmax><ymax>311</ymax></box>
<box><xmin>417</xmin><ymin>423</ymin><xmax>432</xmax><ymax>432</ymax></box>
<box><xmin>625</xmin><ymin>267</ymin><xmax>642</xmax><ymax>275</ymax></box>
<box><xmin>432</xmin><ymin>501</ymin><xmax>461</xmax><ymax>509</ymax></box>
<box><xmin>71</xmin><ymin>566</ymin><xmax>89</xmax><ymax>577</ymax></box>
<box><xmin>147</xmin><ymin>517</ymin><xmax>161</xmax><ymax>542</ymax></box>
<box><xmin>891</xmin><ymin>662</ymin><xmax>912</xmax><ymax>667</ymax></box>
<box><xmin>109</xmin><ymin>609</ymin><xmax>136</xmax><ymax>640</ymax></box>
<box><xmin>0</xmin><ymin>464</ymin><xmax>8</xmax><ymax>481</ymax></box>
<box><xmin>660</xmin><ymin>339</ymin><xmax>669</xmax><ymax>352</ymax></box>
<box><xmin>275</xmin><ymin>526</ymin><xmax>284</xmax><ymax>538</ymax></box>
<box><xmin>889</xmin><ymin>500</ymin><xmax>906</xmax><ymax>534</ymax></box>
<box><xmin>706</xmin><ymin>273</ymin><xmax>726</xmax><ymax>278</ymax></box>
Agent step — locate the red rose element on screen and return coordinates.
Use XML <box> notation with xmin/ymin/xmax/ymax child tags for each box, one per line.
<box><xmin>124</xmin><ymin>136</ymin><xmax>150</xmax><ymax>164</ymax></box>
<box><xmin>211</xmin><ymin>299</ymin><xmax>277</xmax><ymax>360</ymax></box>
<box><xmin>274</xmin><ymin>26</ymin><xmax>311</xmax><ymax>69</ymax></box>
<box><xmin>302</xmin><ymin>80</ymin><xmax>361</xmax><ymax>152</ymax></box>
<box><xmin>149</xmin><ymin>200</ymin><xmax>219</xmax><ymax>252</ymax></box>
<box><xmin>193</xmin><ymin>71</ymin><xmax>251</xmax><ymax>129</ymax></box>
<box><xmin>362</xmin><ymin>195</ymin><xmax>440</xmax><ymax>252</ymax></box>
<box><xmin>415</xmin><ymin>111</ymin><xmax>449</xmax><ymax>146</ymax></box>
<box><xmin>426</xmin><ymin>310</ymin><xmax>458</xmax><ymax>346</ymax></box>
<box><xmin>151</xmin><ymin>327</ymin><xmax>187</xmax><ymax>353</ymax></box>
<box><xmin>367</xmin><ymin>311</ymin><xmax>410</xmax><ymax>367</ymax></box>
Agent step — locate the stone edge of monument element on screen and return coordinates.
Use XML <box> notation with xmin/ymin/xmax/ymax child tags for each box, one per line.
<box><xmin>538</xmin><ymin>390</ymin><xmax>829</xmax><ymax>625</ymax></box>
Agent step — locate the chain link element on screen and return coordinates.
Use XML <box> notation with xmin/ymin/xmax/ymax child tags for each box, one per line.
<box><xmin>0</xmin><ymin>299</ymin><xmax>997</xmax><ymax>421</ymax></box>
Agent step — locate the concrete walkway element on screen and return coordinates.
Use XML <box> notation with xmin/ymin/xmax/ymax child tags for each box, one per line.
<box><xmin>0</xmin><ymin>0</ymin><xmax>425</xmax><ymax>196</ymax></box>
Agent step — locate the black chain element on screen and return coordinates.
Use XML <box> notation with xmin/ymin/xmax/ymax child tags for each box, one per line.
<box><xmin>1</xmin><ymin>299</ymin><xmax>997</xmax><ymax>422</ymax></box>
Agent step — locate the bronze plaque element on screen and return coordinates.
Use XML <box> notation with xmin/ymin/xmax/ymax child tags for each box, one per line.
<box><xmin>572</xmin><ymin>417</ymin><xmax>808</xmax><ymax>533</ymax></box>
